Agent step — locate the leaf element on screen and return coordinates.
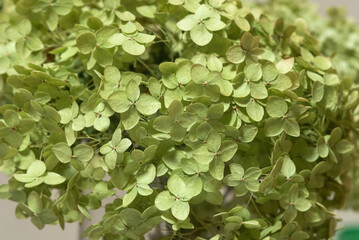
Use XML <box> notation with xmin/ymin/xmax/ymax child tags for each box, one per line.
<box><xmin>177</xmin><ymin>15</ymin><xmax>197</xmax><ymax>31</ymax></box>
<box><xmin>73</xmin><ymin>144</ymin><xmax>94</xmax><ymax>162</ymax></box>
<box><xmin>317</xmin><ymin>137</ymin><xmax>329</xmax><ymax>158</ymax></box>
<box><xmin>218</xmin><ymin>140</ymin><xmax>238</xmax><ymax>162</ymax></box>
<box><xmin>245</xmin><ymin>63</ymin><xmax>262</xmax><ymax>82</ymax></box>
<box><xmin>226</xmin><ymin>45</ymin><xmax>245</xmax><ymax>64</ymax></box>
<box><xmin>4</xmin><ymin>109</ymin><xmax>19</xmax><ymax>127</ymax></box>
<box><xmin>136</xmin><ymin>94</ymin><xmax>161</xmax><ymax>115</ymax></box>
<box><xmin>250</xmin><ymin>82</ymin><xmax>267</xmax><ymax>99</ymax></box>
<box><xmin>266</xmin><ymin>96</ymin><xmax>288</xmax><ymax>117</ymax></box>
<box><xmin>209</xmin><ymin>159</ymin><xmax>224</xmax><ymax>180</ymax></box>
<box><xmin>44</xmin><ymin>172</ymin><xmax>66</xmax><ymax>185</ymax></box>
<box><xmin>122</xmin><ymin>39</ymin><xmax>145</xmax><ymax>56</ymax></box>
<box><xmin>77</xmin><ymin>32</ymin><xmax>97</xmax><ymax>54</ymax></box>
<box><xmin>28</xmin><ymin>191</ymin><xmax>42</xmax><ymax>214</ymax></box>
<box><xmin>121</xmin><ymin>107</ymin><xmax>139</xmax><ymax>130</ymax></box>
<box><xmin>78</xmin><ymin>205</ymin><xmax>92</xmax><ymax>220</ymax></box>
<box><xmin>52</xmin><ymin>143</ymin><xmax>72</xmax><ymax>163</ymax></box>
<box><xmin>283</xmin><ymin>118</ymin><xmax>300</xmax><ymax>137</ymax></box>
<box><xmin>136</xmin><ymin>164</ymin><xmax>156</xmax><ymax>184</ymax></box>
<box><xmin>93</xmin><ymin>48</ymin><xmax>113</xmax><ymax>67</ymax></box>
<box><xmin>190</xmin><ymin>24</ymin><xmax>213</xmax><ymax>46</ymax></box>
<box><xmin>238</xmin><ymin>125</ymin><xmax>258</xmax><ymax>143</ymax></box>
<box><xmin>14</xmin><ymin>174</ymin><xmax>35</xmax><ymax>183</ymax></box>
<box><xmin>27</xmin><ymin>160</ymin><xmax>46</xmax><ymax>177</ymax></box>
<box><xmin>313</xmin><ymin>56</ymin><xmax>331</xmax><ymax>70</ymax></box>
<box><xmin>281</xmin><ymin>156</ymin><xmax>296</xmax><ymax>178</ymax></box>
<box><xmin>264</xmin><ymin>118</ymin><xmax>284</xmax><ymax>137</ymax></box>
<box><xmin>171</xmin><ymin>200</ymin><xmax>190</xmax><ymax>220</ymax></box>
<box><xmin>312</xmin><ymin>81</ymin><xmax>324</xmax><ymax>102</ymax></box>
<box><xmin>294</xmin><ymin>198</ymin><xmax>311</xmax><ymax>212</ymax></box>
<box><xmin>276</xmin><ymin>58</ymin><xmax>294</xmax><ymax>74</ymax></box>
<box><xmin>193</xmin><ymin>145</ymin><xmax>214</xmax><ymax>165</ymax></box>
<box><xmin>234</xmin><ymin>16</ymin><xmax>250</xmax><ymax>31</ymax></box>
<box><xmin>246</xmin><ymin>100</ymin><xmax>264</xmax><ymax>122</ymax></box>
<box><xmin>153</xmin><ymin>116</ymin><xmax>173</xmax><ymax>133</ymax></box>
<box><xmin>155</xmin><ymin>191</ymin><xmax>174</xmax><ymax>211</ymax></box>
<box><xmin>204</xmin><ymin>18</ymin><xmax>226</xmax><ymax>31</ymax></box>
<box><xmin>108</xmin><ymin>91</ymin><xmax>132</xmax><ymax>113</ymax></box>
<box><xmin>123</xmin><ymin>188</ymin><xmax>138</xmax><ymax>207</ymax></box>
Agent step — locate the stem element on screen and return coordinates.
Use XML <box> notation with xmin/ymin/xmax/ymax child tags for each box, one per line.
<box><xmin>190</xmin><ymin>210</ymin><xmax>217</xmax><ymax>235</ymax></box>
<box><xmin>137</xmin><ymin>58</ymin><xmax>156</xmax><ymax>76</ymax></box>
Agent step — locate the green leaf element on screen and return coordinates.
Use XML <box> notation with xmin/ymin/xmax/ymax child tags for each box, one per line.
<box><xmin>264</xmin><ymin>118</ymin><xmax>284</xmax><ymax>137</ymax></box>
<box><xmin>250</xmin><ymin>82</ymin><xmax>267</xmax><ymax>99</ymax></box>
<box><xmin>93</xmin><ymin>48</ymin><xmax>113</xmax><ymax>67</ymax></box>
<box><xmin>313</xmin><ymin>56</ymin><xmax>331</xmax><ymax>70</ymax></box>
<box><xmin>126</xmin><ymin>80</ymin><xmax>140</xmax><ymax>102</ymax></box>
<box><xmin>245</xmin><ymin>63</ymin><xmax>262</xmax><ymax>82</ymax></box>
<box><xmin>121</xmin><ymin>107</ymin><xmax>139</xmax><ymax>130</ymax></box>
<box><xmin>77</xmin><ymin>32</ymin><xmax>97</xmax><ymax>54</ymax></box>
<box><xmin>246</xmin><ymin>100</ymin><xmax>264</xmax><ymax>122</ymax></box>
<box><xmin>193</xmin><ymin>145</ymin><xmax>214</xmax><ymax>165</ymax></box>
<box><xmin>283</xmin><ymin>118</ymin><xmax>300</xmax><ymax>137</ymax></box>
<box><xmin>190</xmin><ymin>24</ymin><xmax>213</xmax><ymax>46</ymax></box>
<box><xmin>204</xmin><ymin>18</ymin><xmax>226</xmax><ymax>31</ymax></box>
<box><xmin>226</xmin><ymin>45</ymin><xmax>245</xmax><ymax>64</ymax></box>
<box><xmin>27</xmin><ymin>160</ymin><xmax>46</xmax><ymax>177</ymax></box>
<box><xmin>177</xmin><ymin>15</ymin><xmax>197</xmax><ymax>31</ymax></box>
<box><xmin>168</xmin><ymin>175</ymin><xmax>186</xmax><ymax>197</ymax></box>
<box><xmin>281</xmin><ymin>156</ymin><xmax>296</xmax><ymax>178</ymax></box>
<box><xmin>266</xmin><ymin>96</ymin><xmax>288</xmax><ymax>117</ymax></box>
<box><xmin>4</xmin><ymin>109</ymin><xmax>19</xmax><ymax>127</ymax></box>
<box><xmin>28</xmin><ymin>191</ymin><xmax>42</xmax><ymax>214</ymax></box>
<box><xmin>108</xmin><ymin>91</ymin><xmax>132</xmax><ymax>113</ymax></box>
<box><xmin>122</xmin><ymin>39</ymin><xmax>145</xmax><ymax>56</ymax></box>
<box><xmin>294</xmin><ymin>198</ymin><xmax>311</xmax><ymax>212</ymax></box>
<box><xmin>276</xmin><ymin>58</ymin><xmax>294</xmax><ymax>74</ymax></box>
<box><xmin>136</xmin><ymin>94</ymin><xmax>161</xmax><ymax>115</ymax></box>
<box><xmin>218</xmin><ymin>140</ymin><xmax>238</xmax><ymax>162</ymax></box>
<box><xmin>153</xmin><ymin>116</ymin><xmax>173</xmax><ymax>133</ymax></box>
<box><xmin>52</xmin><ymin>143</ymin><xmax>72</xmax><ymax>163</ymax></box>
<box><xmin>171</xmin><ymin>200</ymin><xmax>189</xmax><ymax>220</ymax></box>
<box><xmin>123</xmin><ymin>188</ymin><xmax>138</xmax><ymax>207</ymax></box>
<box><xmin>136</xmin><ymin>164</ymin><xmax>156</xmax><ymax>184</ymax></box>
<box><xmin>44</xmin><ymin>172</ymin><xmax>66</xmax><ymax>185</ymax></box>
<box><xmin>155</xmin><ymin>191</ymin><xmax>174</xmax><ymax>211</ymax></box>
<box><xmin>73</xmin><ymin>144</ymin><xmax>94</xmax><ymax>162</ymax></box>
<box><xmin>238</xmin><ymin>125</ymin><xmax>258</xmax><ymax>143</ymax></box>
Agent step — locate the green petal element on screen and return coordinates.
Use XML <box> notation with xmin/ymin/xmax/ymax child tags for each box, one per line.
<box><xmin>171</xmin><ymin>200</ymin><xmax>189</xmax><ymax>220</ymax></box>
<box><xmin>76</xmin><ymin>32</ymin><xmax>96</xmax><ymax>54</ymax></box>
<box><xmin>136</xmin><ymin>94</ymin><xmax>161</xmax><ymax>115</ymax></box>
<box><xmin>266</xmin><ymin>96</ymin><xmax>288</xmax><ymax>118</ymax></box>
<box><xmin>204</xmin><ymin>17</ymin><xmax>226</xmax><ymax>31</ymax></box>
<box><xmin>121</xmin><ymin>107</ymin><xmax>140</xmax><ymax>130</ymax></box>
<box><xmin>93</xmin><ymin>47</ymin><xmax>113</xmax><ymax>67</ymax></box>
<box><xmin>52</xmin><ymin>142</ymin><xmax>72</xmax><ymax>163</ymax></box>
<box><xmin>246</xmin><ymin>100</ymin><xmax>264</xmax><ymax>122</ymax></box>
<box><xmin>122</xmin><ymin>39</ymin><xmax>145</xmax><ymax>56</ymax></box>
<box><xmin>177</xmin><ymin>15</ymin><xmax>197</xmax><ymax>31</ymax></box>
<box><xmin>108</xmin><ymin>90</ymin><xmax>132</xmax><ymax>113</ymax></box>
<box><xmin>226</xmin><ymin>45</ymin><xmax>245</xmax><ymax>64</ymax></box>
<box><xmin>73</xmin><ymin>144</ymin><xmax>94</xmax><ymax>162</ymax></box>
<box><xmin>283</xmin><ymin>118</ymin><xmax>300</xmax><ymax>137</ymax></box>
<box><xmin>264</xmin><ymin>118</ymin><xmax>284</xmax><ymax>137</ymax></box>
<box><xmin>190</xmin><ymin>24</ymin><xmax>213</xmax><ymax>46</ymax></box>
<box><xmin>155</xmin><ymin>191</ymin><xmax>175</xmax><ymax>211</ymax></box>
<box><xmin>44</xmin><ymin>172</ymin><xmax>66</xmax><ymax>185</ymax></box>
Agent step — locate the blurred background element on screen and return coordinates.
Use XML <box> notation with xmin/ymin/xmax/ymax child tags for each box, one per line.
<box><xmin>1</xmin><ymin>0</ymin><xmax>359</xmax><ymax>239</ymax></box>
